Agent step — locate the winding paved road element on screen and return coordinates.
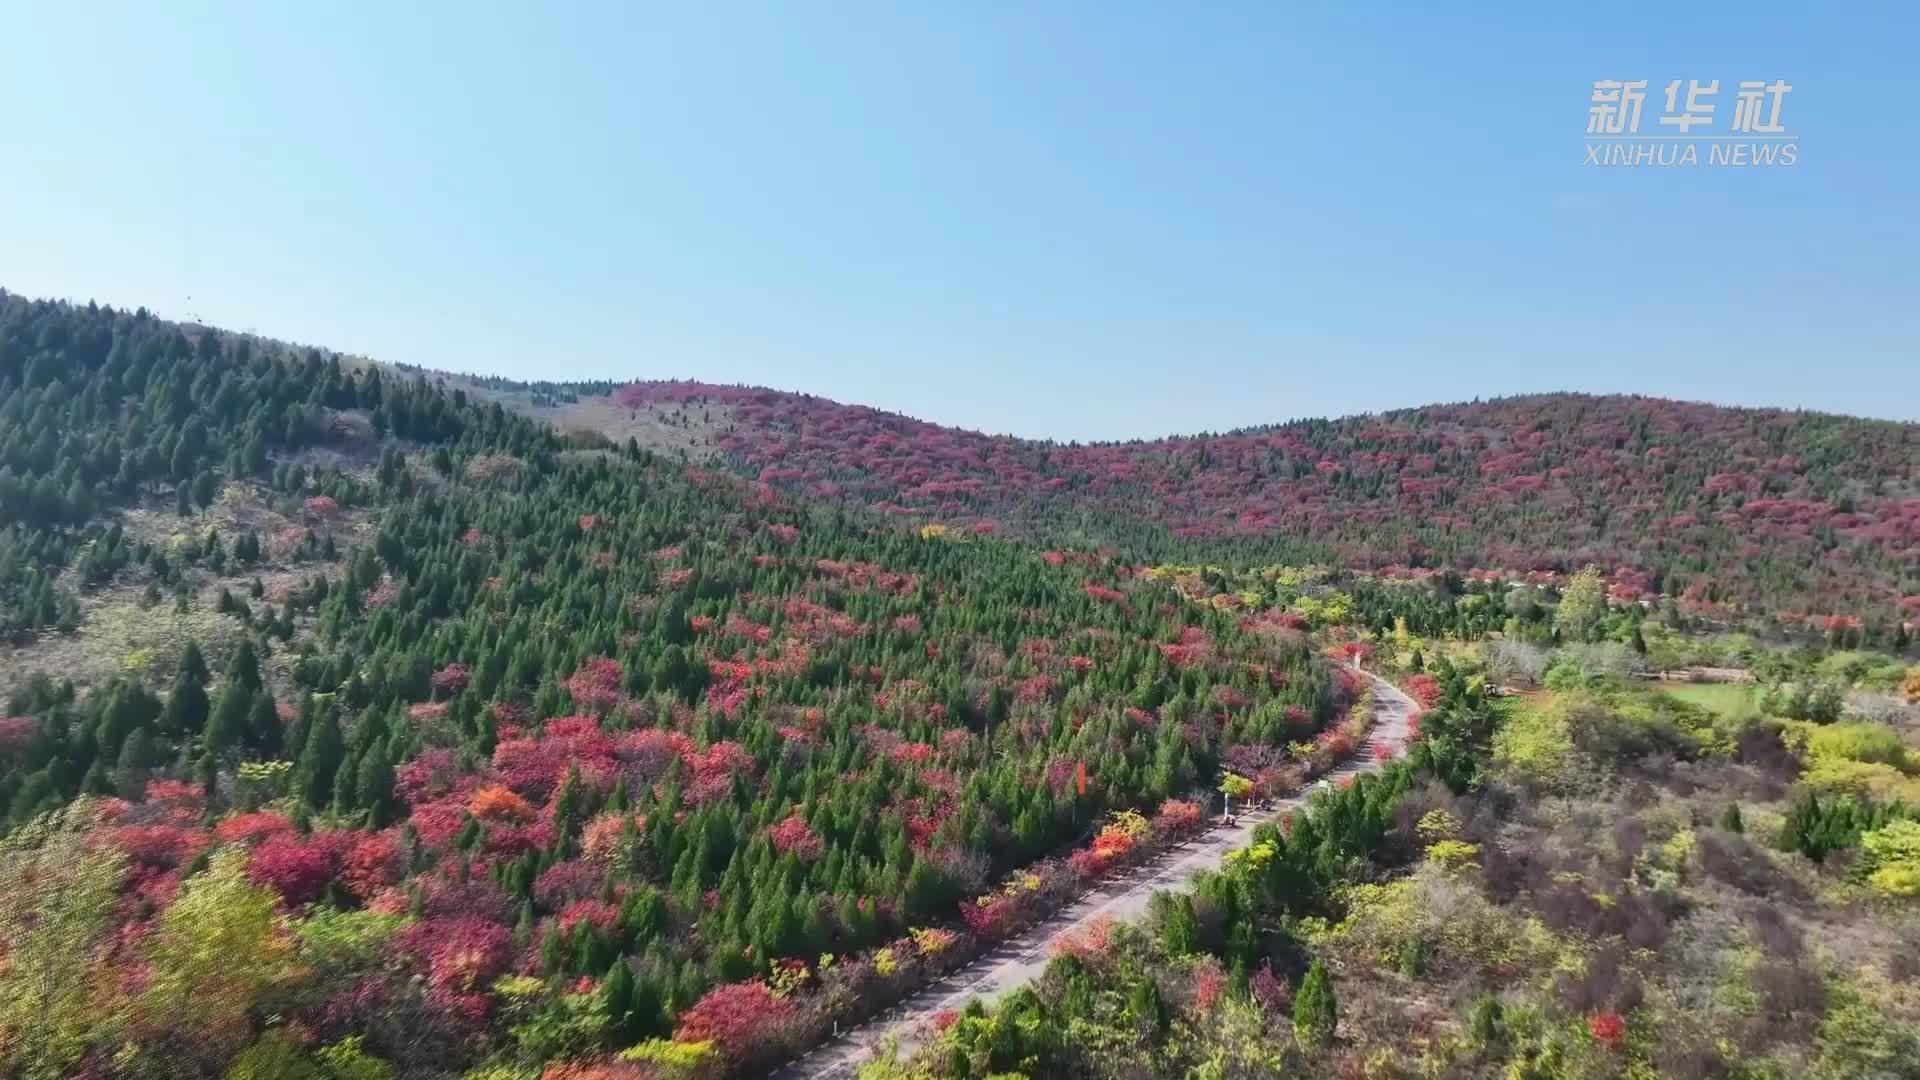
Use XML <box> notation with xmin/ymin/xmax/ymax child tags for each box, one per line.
<box><xmin>775</xmin><ymin>669</ymin><xmax>1420</xmax><ymax>1079</ymax></box>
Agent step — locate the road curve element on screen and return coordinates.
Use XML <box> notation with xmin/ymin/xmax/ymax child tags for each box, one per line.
<box><xmin>775</xmin><ymin>668</ymin><xmax>1420</xmax><ymax>1080</ymax></box>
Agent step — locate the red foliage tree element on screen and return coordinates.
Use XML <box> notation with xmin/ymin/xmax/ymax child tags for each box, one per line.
<box><xmin>1589</xmin><ymin>1011</ymin><xmax>1626</xmax><ymax>1050</ymax></box>
<box><xmin>430</xmin><ymin>663</ymin><xmax>471</xmax><ymax>696</ymax></box>
<box><xmin>684</xmin><ymin>741</ymin><xmax>753</xmax><ymax>804</ymax></box>
<box><xmin>0</xmin><ymin>716</ymin><xmax>34</xmax><ymax>759</ymax></box>
<box><xmin>1401</xmin><ymin>673</ymin><xmax>1443</xmax><ymax>709</ymax></box>
<box><xmin>142</xmin><ymin>779</ymin><xmax>205</xmax><ymax>817</ymax></box>
<box><xmin>1152</xmin><ymin>798</ymin><xmax>1204</xmax><ymax>837</ymax></box>
<box><xmin>556</xmin><ymin>899</ymin><xmax>622</xmax><ymax>935</ymax></box>
<box><xmin>1192</xmin><ymin>956</ymin><xmax>1228</xmax><ymax>1012</ymax></box>
<box><xmin>1250</xmin><ymin>962</ymin><xmax>1292</xmax><ymax>1013</ymax></box>
<box><xmin>1052</xmin><ymin>915</ymin><xmax>1115</xmax><ymax>962</ymax></box>
<box><xmin>672</xmin><ymin>979</ymin><xmax>798</xmax><ymax>1066</ymax></box>
<box><xmin>400</xmin><ymin>916</ymin><xmax>514</xmax><ymax>993</ymax></box>
<box><xmin>469</xmin><ymin>784</ymin><xmax>538</xmax><ymax>823</ymax></box>
<box><xmin>565</xmin><ymin>657</ymin><xmax>625</xmax><ymax>712</ymax></box>
<box><xmin>248</xmin><ymin>832</ymin><xmax>343</xmax><ymax>905</ymax></box>
<box><xmin>767</xmin><ymin>813</ymin><xmax>825</xmax><ymax>860</ymax></box>
<box><xmin>213</xmin><ymin>810</ymin><xmax>295</xmax><ymax>845</ymax></box>
<box><xmin>113</xmin><ymin>824</ymin><xmax>209</xmax><ymax>870</ymax></box>
<box><xmin>533</xmin><ymin>860</ymin><xmax>603</xmax><ymax>909</ymax></box>
<box><xmin>340</xmin><ymin>833</ymin><xmax>404</xmax><ymax>899</ymax></box>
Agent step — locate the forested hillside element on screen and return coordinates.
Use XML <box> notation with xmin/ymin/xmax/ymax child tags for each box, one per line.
<box><xmin>0</xmin><ymin>293</ymin><xmax>1379</xmax><ymax>1078</ymax></box>
<box><xmin>595</xmin><ymin>381</ymin><xmax>1920</xmax><ymax>628</ymax></box>
<box><xmin>3</xmin><ymin>289</ymin><xmax>1916</xmax><ymax>1079</ymax></box>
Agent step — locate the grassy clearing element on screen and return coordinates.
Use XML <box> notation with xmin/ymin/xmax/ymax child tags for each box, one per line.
<box><xmin>4</xmin><ymin>481</ymin><xmax>360</xmax><ymax>702</ymax></box>
<box><xmin>1657</xmin><ymin>681</ymin><xmax>1762</xmax><ymax>722</ymax></box>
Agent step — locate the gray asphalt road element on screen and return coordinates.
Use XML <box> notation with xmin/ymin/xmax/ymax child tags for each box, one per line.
<box><xmin>773</xmin><ymin>669</ymin><xmax>1420</xmax><ymax>1080</ymax></box>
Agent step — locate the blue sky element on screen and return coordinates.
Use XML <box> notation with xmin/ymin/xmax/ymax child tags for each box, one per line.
<box><xmin>1</xmin><ymin>3</ymin><xmax>1913</xmax><ymax>440</ymax></box>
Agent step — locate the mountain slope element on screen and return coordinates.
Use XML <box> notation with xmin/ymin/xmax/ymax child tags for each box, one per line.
<box><xmin>3</xmin><ymin>289</ymin><xmax>1916</xmax><ymax>1079</ymax></box>
<box><xmin>0</xmin><ymin>290</ymin><xmax>1367</xmax><ymax>1077</ymax></box>
<box><xmin>587</xmin><ymin>381</ymin><xmax>1920</xmax><ymax>624</ymax></box>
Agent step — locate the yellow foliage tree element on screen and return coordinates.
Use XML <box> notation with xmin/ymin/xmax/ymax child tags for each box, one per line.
<box><xmin>1860</xmin><ymin>820</ymin><xmax>1920</xmax><ymax>898</ymax></box>
<box><xmin>1106</xmin><ymin>809</ymin><xmax>1151</xmax><ymax>842</ymax></box>
<box><xmin>621</xmin><ymin>1038</ymin><xmax>719</xmax><ymax>1078</ymax></box>
<box><xmin>1554</xmin><ymin>564</ymin><xmax>1608</xmax><ymax>641</ymax></box>
<box><xmin>1424</xmin><ymin>839</ymin><xmax>1481</xmax><ymax>871</ymax></box>
<box><xmin>1415</xmin><ymin>809</ymin><xmax>1460</xmax><ymax>844</ymax></box>
<box><xmin>141</xmin><ymin>847</ymin><xmax>298</xmax><ymax>1056</ymax></box>
<box><xmin>0</xmin><ymin>801</ymin><xmax>128</xmax><ymax>1080</ymax></box>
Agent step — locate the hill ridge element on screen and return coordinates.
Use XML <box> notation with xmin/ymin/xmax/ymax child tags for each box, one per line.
<box><xmin>497</xmin><ymin>377</ymin><xmax>1916</xmax><ymax>623</ymax></box>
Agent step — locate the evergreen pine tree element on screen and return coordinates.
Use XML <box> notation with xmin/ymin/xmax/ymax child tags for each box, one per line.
<box><xmin>332</xmin><ymin>747</ymin><xmax>361</xmax><ymax>815</ymax></box>
<box><xmin>115</xmin><ymin>728</ymin><xmax>153</xmax><ymax>793</ymax></box>
<box><xmin>162</xmin><ymin>648</ymin><xmax>211</xmax><ymax>739</ymax></box>
<box><xmin>1720</xmin><ymin>802</ymin><xmax>1744</xmax><ymax>834</ymax></box>
<box><xmin>1468</xmin><ymin>995</ymin><xmax>1506</xmax><ymax>1050</ymax></box>
<box><xmin>540</xmin><ymin>923</ymin><xmax>565</xmax><ymax>976</ymax></box>
<box><xmin>356</xmin><ymin>744</ymin><xmax>397</xmax><ymax>828</ymax></box>
<box><xmin>551</xmin><ymin>761</ymin><xmax>586</xmax><ymax>836</ymax></box>
<box><xmin>246</xmin><ymin>692</ymin><xmax>281</xmax><ymax>758</ymax></box>
<box><xmin>229</xmin><ymin>637</ymin><xmax>263</xmax><ymax>695</ymax></box>
<box><xmin>297</xmin><ymin>707</ymin><xmax>345</xmax><ymax>810</ymax></box>
<box><xmin>602</xmin><ymin>959</ymin><xmax>639</xmax><ymax>1044</ymax></box>
<box><xmin>1160</xmin><ymin>895</ymin><xmax>1199</xmax><ymax>955</ymax></box>
<box><xmin>1129</xmin><ymin>977</ymin><xmax>1168</xmax><ymax>1036</ymax></box>
<box><xmin>286</xmin><ymin>693</ymin><xmax>315</xmax><ymax>761</ymax></box>
<box><xmin>204</xmin><ymin>682</ymin><xmax>251</xmax><ymax>757</ymax></box>
<box><xmin>1293</xmin><ymin>957</ymin><xmax>1338</xmax><ymax>1049</ymax></box>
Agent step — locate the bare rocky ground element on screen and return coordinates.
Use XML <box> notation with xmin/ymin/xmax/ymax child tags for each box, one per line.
<box><xmin>424</xmin><ymin>372</ymin><xmax>736</xmax><ymax>461</ymax></box>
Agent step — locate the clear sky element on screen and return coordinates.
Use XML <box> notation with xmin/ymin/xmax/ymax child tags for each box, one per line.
<box><xmin>1</xmin><ymin>3</ymin><xmax>1913</xmax><ymax>441</ymax></box>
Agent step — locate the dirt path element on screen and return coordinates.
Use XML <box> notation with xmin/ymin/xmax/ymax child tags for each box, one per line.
<box><xmin>775</xmin><ymin>669</ymin><xmax>1420</xmax><ymax>1079</ymax></box>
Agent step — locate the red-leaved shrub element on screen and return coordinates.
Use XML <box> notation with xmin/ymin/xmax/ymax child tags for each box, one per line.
<box><xmin>672</xmin><ymin>979</ymin><xmax>798</xmax><ymax>1065</ymax></box>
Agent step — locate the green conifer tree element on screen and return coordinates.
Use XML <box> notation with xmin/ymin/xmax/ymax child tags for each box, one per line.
<box><xmin>1293</xmin><ymin>957</ymin><xmax>1338</xmax><ymax>1049</ymax></box>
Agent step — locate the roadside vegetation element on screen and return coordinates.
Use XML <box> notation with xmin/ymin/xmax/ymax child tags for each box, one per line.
<box><xmin>861</xmin><ymin>627</ymin><xmax>1920</xmax><ymax>1079</ymax></box>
